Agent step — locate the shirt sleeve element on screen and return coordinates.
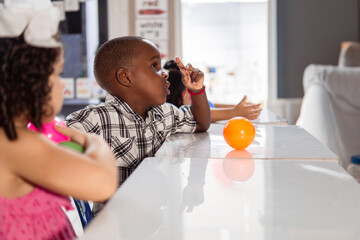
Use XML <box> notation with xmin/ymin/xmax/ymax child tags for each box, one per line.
<box><xmin>65</xmin><ymin>108</ymin><xmax>100</xmax><ymax>135</ymax></box>
<box><xmin>162</xmin><ymin>103</ymin><xmax>197</xmax><ymax>134</ymax></box>
<box><xmin>66</xmin><ymin>106</ymin><xmax>142</xmax><ymax>171</ymax></box>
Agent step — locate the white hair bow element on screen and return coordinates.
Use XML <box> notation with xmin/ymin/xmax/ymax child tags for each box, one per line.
<box><xmin>0</xmin><ymin>0</ymin><xmax>61</xmax><ymax>48</ymax></box>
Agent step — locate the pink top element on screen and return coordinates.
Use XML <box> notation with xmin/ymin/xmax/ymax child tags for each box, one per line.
<box><xmin>0</xmin><ymin>187</ymin><xmax>76</xmax><ymax>240</ymax></box>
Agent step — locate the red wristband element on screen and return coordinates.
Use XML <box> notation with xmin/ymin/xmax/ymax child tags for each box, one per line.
<box><xmin>187</xmin><ymin>86</ymin><xmax>206</xmax><ymax>96</ymax></box>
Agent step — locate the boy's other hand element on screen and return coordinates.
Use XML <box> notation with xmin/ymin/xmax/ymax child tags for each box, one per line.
<box><xmin>176</xmin><ymin>57</ymin><xmax>204</xmax><ymax>91</ymax></box>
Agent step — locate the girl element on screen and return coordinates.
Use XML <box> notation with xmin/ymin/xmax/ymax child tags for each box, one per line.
<box><xmin>164</xmin><ymin>59</ymin><xmax>263</xmax><ymax>122</ymax></box>
<box><xmin>0</xmin><ymin>4</ymin><xmax>117</xmax><ymax>240</ymax></box>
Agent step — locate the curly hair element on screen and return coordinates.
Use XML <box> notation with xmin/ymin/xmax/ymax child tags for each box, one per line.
<box><xmin>0</xmin><ymin>35</ymin><xmax>62</xmax><ymax>140</ymax></box>
<box><xmin>163</xmin><ymin>60</ymin><xmax>185</xmax><ymax>108</ymax></box>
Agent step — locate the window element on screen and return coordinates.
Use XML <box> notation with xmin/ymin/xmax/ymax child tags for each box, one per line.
<box><xmin>181</xmin><ymin>0</ymin><xmax>268</xmax><ymax>105</ymax></box>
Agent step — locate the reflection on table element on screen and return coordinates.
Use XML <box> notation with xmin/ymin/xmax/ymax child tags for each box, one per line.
<box><xmin>81</xmin><ymin>158</ymin><xmax>360</xmax><ymax>240</ymax></box>
<box><xmin>155</xmin><ymin>124</ymin><xmax>338</xmax><ymax>161</ymax></box>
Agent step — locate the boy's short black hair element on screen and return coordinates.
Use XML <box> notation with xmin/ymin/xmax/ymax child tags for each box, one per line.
<box><xmin>94</xmin><ymin>36</ymin><xmax>144</xmax><ymax>91</ymax></box>
<box><xmin>0</xmin><ymin>35</ymin><xmax>62</xmax><ymax>140</ymax></box>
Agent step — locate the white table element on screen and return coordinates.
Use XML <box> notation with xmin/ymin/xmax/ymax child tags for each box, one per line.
<box><xmin>214</xmin><ymin>108</ymin><xmax>288</xmax><ymax>125</ymax></box>
<box><xmin>155</xmin><ymin>124</ymin><xmax>338</xmax><ymax>161</ymax></box>
<box><xmin>81</xmin><ymin>158</ymin><xmax>360</xmax><ymax>240</ymax></box>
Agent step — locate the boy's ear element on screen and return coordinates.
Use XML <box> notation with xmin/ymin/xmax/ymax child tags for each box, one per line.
<box><xmin>115</xmin><ymin>69</ymin><xmax>131</xmax><ymax>87</ymax></box>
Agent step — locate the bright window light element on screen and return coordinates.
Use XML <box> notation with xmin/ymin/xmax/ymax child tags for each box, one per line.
<box><xmin>182</xmin><ymin>0</ymin><xmax>267</xmax><ymax>3</ymax></box>
<box><xmin>181</xmin><ymin>0</ymin><xmax>268</xmax><ymax>105</ymax></box>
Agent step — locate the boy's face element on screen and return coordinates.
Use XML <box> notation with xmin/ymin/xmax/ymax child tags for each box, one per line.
<box><xmin>128</xmin><ymin>40</ymin><xmax>169</xmax><ymax>108</ymax></box>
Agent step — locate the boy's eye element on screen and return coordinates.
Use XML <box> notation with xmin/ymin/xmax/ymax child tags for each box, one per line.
<box><xmin>152</xmin><ymin>62</ymin><xmax>158</xmax><ymax>68</ymax></box>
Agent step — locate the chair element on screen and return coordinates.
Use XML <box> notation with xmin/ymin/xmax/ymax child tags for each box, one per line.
<box><xmin>297</xmin><ymin>63</ymin><xmax>360</xmax><ymax>170</ymax></box>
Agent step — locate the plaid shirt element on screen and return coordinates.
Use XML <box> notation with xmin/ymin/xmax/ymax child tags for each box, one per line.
<box><xmin>66</xmin><ymin>95</ymin><xmax>197</xmax><ymax>185</ymax></box>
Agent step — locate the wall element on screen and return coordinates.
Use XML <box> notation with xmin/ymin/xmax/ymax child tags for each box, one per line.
<box><xmin>276</xmin><ymin>0</ymin><xmax>359</xmax><ymax>98</ymax></box>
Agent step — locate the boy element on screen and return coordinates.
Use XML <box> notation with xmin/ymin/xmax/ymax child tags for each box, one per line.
<box><xmin>66</xmin><ymin>36</ymin><xmax>211</xmax><ymax>185</ymax></box>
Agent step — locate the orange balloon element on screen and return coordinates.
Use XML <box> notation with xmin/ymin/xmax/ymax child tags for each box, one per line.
<box><xmin>223</xmin><ymin>117</ymin><xmax>255</xmax><ymax>150</ymax></box>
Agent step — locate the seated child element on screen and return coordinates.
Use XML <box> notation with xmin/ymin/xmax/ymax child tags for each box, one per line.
<box><xmin>164</xmin><ymin>60</ymin><xmax>263</xmax><ymax>123</ymax></box>
<box><xmin>66</xmin><ymin>36</ymin><xmax>211</xmax><ymax>185</ymax></box>
<box><xmin>0</xmin><ymin>2</ymin><xmax>118</xmax><ymax>239</ymax></box>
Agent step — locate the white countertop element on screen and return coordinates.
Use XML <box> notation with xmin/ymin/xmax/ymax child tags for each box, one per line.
<box><xmin>81</xmin><ymin>158</ymin><xmax>360</xmax><ymax>240</ymax></box>
<box><xmin>155</xmin><ymin>124</ymin><xmax>338</xmax><ymax>161</ymax></box>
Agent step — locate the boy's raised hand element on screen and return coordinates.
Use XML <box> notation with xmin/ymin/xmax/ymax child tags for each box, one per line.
<box><xmin>175</xmin><ymin>57</ymin><xmax>210</xmax><ymax>132</ymax></box>
<box><xmin>176</xmin><ymin>57</ymin><xmax>204</xmax><ymax>91</ymax></box>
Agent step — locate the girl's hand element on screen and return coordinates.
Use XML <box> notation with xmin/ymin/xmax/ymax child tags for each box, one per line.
<box><xmin>54</xmin><ymin>124</ymin><xmax>114</xmax><ymax>164</ymax></box>
<box><xmin>54</xmin><ymin>124</ymin><xmax>86</xmax><ymax>146</ymax></box>
<box><xmin>176</xmin><ymin>57</ymin><xmax>204</xmax><ymax>91</ymax></box>
<box><xmin>233</xmin><ymin>96</ymin><xmax>262</xmax><ymax>120</ymax></box>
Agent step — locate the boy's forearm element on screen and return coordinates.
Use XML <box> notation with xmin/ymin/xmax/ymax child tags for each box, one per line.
<box><xmin>190</xmin><ymin>92</ymin><xmax>211</xmax><ymax>132</ymax></box>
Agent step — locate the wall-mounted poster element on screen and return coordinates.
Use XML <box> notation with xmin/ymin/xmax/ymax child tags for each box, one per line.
<box><xmin>62</xmin><ymin>78</ymin><xmax>75</xmax><ymax>99</ymax></box>
<box><xmin>64</xmin><ymin>0</ymin><xmax>80</xmax><ymax>12</ymax></box>
<box><xmin>135</xmin><ymin>0</ymin><xmax>168</xmax><ymax>19</ymax></box>
<box><xmin>76</xmin><ymin>77</ymin><xmax>91</xmax><ymax>99</ymax></box>
<box><xmin>135</xmin><ymin>19</ymin><xmax>168</xmax><ymax>39</ymax></box>
<box><xmin>135</xmin><ymin>0</ymin><xmax>169</xmax><ymax>59</ymax></box>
